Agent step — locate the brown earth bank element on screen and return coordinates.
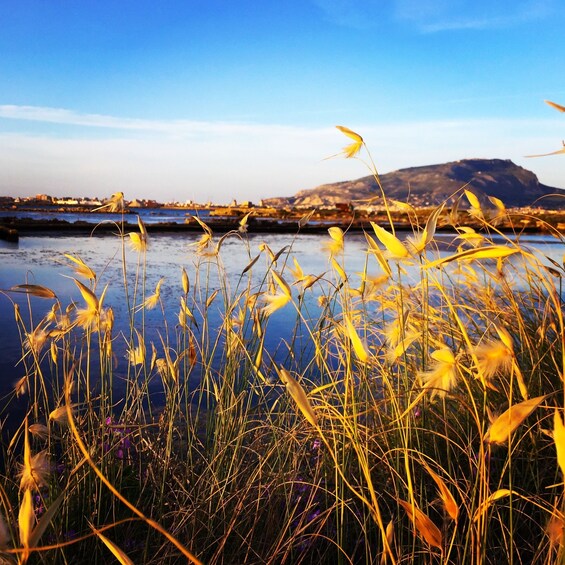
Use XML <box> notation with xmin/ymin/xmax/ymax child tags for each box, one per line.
<box><xmin>0</xmin><ymin>207</ymin><xmax>563</xmax><ymax>239</ymax></box>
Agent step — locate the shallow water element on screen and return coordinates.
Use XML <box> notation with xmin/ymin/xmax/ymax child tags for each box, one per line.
<box><xmin>0</xmin><ymin>206</ymin><xmax>208</xmax><ymax>225</ymax></box>
<box><xmin>0</xmin><ymin>229</ymin><xmax>562</xmax><ymax>402</ymax></box>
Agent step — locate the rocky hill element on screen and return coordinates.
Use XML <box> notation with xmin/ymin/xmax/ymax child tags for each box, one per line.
<box><xmin>263</xmin><ymin>159</ymin><xmax>565</xmax><ymax>208</ymax></box>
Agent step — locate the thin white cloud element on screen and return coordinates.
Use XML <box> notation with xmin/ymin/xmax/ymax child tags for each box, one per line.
<box><xmin>1</xmin><ymin>113</ymin><xmax>564</xmax><ymax>203</ymax></box>
<box><xmin>0</xmin><ymin>105</ymin><xmax>319</xmax><ymax>138</ymax></box>
<box><xmin>418</xmin><ymin>13</ymin><xmax>547</xmax><ymax>33</ymax></box>
<box><xmin>396</xmin><ymin>0</ymin><xmax>555</xmax><ymax>32</ymax></box>
<box><xmin>312</xmin><ymin>0</ymin><xmax>556</xmax><ymax>31</ymax></box>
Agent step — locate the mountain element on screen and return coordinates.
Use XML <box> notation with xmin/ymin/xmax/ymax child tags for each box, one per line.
<box><xmin>263</xmin><ymin>159</ymin><xmax>565</xmax><ymax>208</ymax></box>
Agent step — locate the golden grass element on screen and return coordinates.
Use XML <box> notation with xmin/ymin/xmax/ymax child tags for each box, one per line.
<box><xmin>0</xmin><ymin>126</ymin><xmax>564</xmax><ymax>563</ymax></box>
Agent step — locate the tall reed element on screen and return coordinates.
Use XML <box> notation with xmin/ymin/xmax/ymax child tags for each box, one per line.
<box><xmin>0</xmin><ymin>130</ymin><xmax>564</xmax><ymax>563</ymax></box>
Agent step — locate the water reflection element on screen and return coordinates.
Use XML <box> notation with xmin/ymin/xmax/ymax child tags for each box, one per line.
<box><xmin>0</xmin><ymin>231</ymin><xmax>562</xmax><ymax>402</ymax></box>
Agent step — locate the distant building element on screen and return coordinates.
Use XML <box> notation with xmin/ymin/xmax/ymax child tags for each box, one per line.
<box><xmin>128</xmin><ymin>199</ymin><xmax>161</xmax><ymax>208</ymax></box>
<box><xmin>79</xmin><ymin>198</ymin><xmax>102</xmax><ymax>206</ymax></box>
<box><xmin>55</xmin><ymin>198</ymin><xmax>79</xmax><ymax>205</ymax></box>
<box><xmin>145</xmin><ymin>199</ymin><xmax>161</xmax><ymax>208</ymax></box>
<box><xmin>335</xmin><ymin>203</ymin><xmax>352</xmax><ymax>213</ymax></box>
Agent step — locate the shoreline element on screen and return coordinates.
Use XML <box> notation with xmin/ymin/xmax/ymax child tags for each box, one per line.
<box><xmin>0</xmin><ymin>214</ymin><xmax>554</xmax><ymax>239</ymax></box>
<box><xmin>1</xmin><ymin>203</ymin><xmax>564</xmax><ymax>240</ymax></box>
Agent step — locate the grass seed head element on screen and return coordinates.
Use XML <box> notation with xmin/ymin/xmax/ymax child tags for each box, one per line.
<box><xmin>324</xmin><ymin>226</ymin><xmax>344</xmax><ymax>257</ymax></box>
<box><xmin>28</xmin><ymin>424</ymin><xmax>49</xmax><ymax>440</ymax></box>
<box><xmin>24</xmin><ymin>323</ymin><xmax>50</xmax><ymax>356</ymax></box>
<box><xmin>96</xmin><ymin>192</ymin><xmax>125</xmax><ymax>213</ymax></box>
<box><xmin>262</xmin><ymin>292</ymin><xmax>291</xmax><ymax>317</ymax></box>
<box><xmin>485</xmin><ymin>396</ymin><xmax>546</xmax><ymax>444</ymax></box>
<box><xmin>474</xmin><ymin>339</ymin><xmax>513</xmax><ymax>381</ymax></box>
<box><xmin>128</xmin><ymin>231</ymin><xmax>147</xmax><ymax>252</ymax></box>
<box><xmin>64</xmin><ymin>253</ymin><xmax>96</xmax><ymax>280</ymax></box>
<box><xmin>419</xmin><ymin>348</ymin><xmax>458</xmax><ymax>400</ymax></box>
<box><xmin>19</xmin><ymin>488</ymin><xmax>35</xmax><ymax>559</ymax></box>
<box><xmin>371</xmin><ymin>222</ymin><xmax>410</xmax><ymax>260</ymax></box>
<box><xmin>344</xmin><ymin>315</ymin><xmax>369</xmax><ymax>363</ymax></box>
<box><xmin>279</xmin><ymin>368</ymin><xmax>318</xmax><ymax>427</ymax></box>
<box><xmin>128</xmin><ymin>332</ymin><xmax>146</xmax><ymax>366</ymax></box>
<box><xmin>553</xmin><ymin>409</ymin><xmax>565</xmax><ymax>478</ymax></box>
<box><xmin>336</xmin><ymin>125</ymin><xmax>364</xmax><ymax>158</ymax></box>
<box><xmin>181</xmin><ymin>267</ymin><xmax>190</xmax><ymax>294</ymax></box>
<box><xmin>142</xmin><ymin>277</ymin><xmax>164</xmax><ymax>310</ymax></box>
<box><xmin>19</xmin><ymin>441</ymin><xmax>51</xmax><ymax>491</ymax></box>
<box><xmin>397</xmin><ymin>499</ymin><xmax>442</xmax><ymax>550</ymax></box>
<box><xmin>14</xmin><ymin>375</ymin><xmax>28</xmax><ymax>397</ymax></box>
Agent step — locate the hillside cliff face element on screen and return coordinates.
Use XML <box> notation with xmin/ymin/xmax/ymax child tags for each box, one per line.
<box><xmin>264</xmin><ymin>159</ymin><xmax>564</xmax><ymax>208</ymax></box>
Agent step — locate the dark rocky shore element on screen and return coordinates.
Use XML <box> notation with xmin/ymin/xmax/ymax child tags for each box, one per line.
<box><xmin>0</xmin><ymin>210</ymin><xmax>559</xmax><ymax>241</ymax></box>
<box><xmin>0</xmin><ymin>215</ymin><xmax>352</xmax><ymax>235</ymax></box>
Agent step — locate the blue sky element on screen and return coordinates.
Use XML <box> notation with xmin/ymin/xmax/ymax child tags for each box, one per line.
<box><xmin>1</xmin><ymin>0</ymin><xmax>565</xmax><ymax>203</ymax></box>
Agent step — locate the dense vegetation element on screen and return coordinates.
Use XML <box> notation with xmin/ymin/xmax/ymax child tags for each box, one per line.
<box><xmin>1</xmin><ymin>128</ymin><xmax>564</xmax><ymax>564</ymax></box>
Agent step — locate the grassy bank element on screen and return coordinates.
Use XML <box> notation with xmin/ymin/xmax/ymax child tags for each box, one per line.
<box><xmin>1</xmin><ymin>131</ymin><xmax>564</xmax><ymax>564</ymax></box>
